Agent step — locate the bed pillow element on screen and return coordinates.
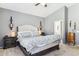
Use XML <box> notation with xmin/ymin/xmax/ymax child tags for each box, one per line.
<box><xmin>18</xmin><ymin>31</ymin><xmax>32</xmax><ymax>38</ymax></box>
<box><xmin>31</xmin><ymin>31</ymin><xmax>40</xmax><ymax>37</ymax></box>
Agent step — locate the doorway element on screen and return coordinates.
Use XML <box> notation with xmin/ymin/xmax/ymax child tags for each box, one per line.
<box><xmin>54</xmin><ymin>20</ymin><xmax>65</xmax><ymax>44</ymax></box>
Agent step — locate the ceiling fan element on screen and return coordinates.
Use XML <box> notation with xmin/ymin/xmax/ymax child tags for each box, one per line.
<box><xmin>35</xmin><ymin>3</ymin><xmax>47</xmax><ymax>7</ymax></box>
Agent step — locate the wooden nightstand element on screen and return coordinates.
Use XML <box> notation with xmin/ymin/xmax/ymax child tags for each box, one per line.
<box><xmin>3</xmin><ymin>35</ymin><xmax>17</xmax><ymax>49</ymax></box>
<box><xmin>67</xmin><ymin>32</ymin><xmax>75</xmax><ymax>45</ymax></box>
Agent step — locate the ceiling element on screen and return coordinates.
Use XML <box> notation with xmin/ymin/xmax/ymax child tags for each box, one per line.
<box><xmin>0</xmin><ymin>3</ymin><xmax>75</xmax><ymax>18</ymax></box>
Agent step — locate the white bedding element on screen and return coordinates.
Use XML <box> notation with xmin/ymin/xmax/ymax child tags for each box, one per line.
<box><xmin>30</xmin><ymin>40</ymin><xmax>59</xmax><ymax>54</ymax></box>
<box><xmin>18</xmin><ymin>35</ymin><xmax>60</xmax><ymax>52</ymax></box>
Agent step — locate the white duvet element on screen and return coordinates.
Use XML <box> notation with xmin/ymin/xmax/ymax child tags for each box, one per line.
<box><xmin>18</xmin><ymin>35</ymin><xmax>60</xmax><ymax>52</ymax></box>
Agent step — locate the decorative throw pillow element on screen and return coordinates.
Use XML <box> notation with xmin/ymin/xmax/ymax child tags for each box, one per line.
<box><xmin>18</xmin><ymin>31</ymin><xmax>32</xmax><ymax>38</ymax></box>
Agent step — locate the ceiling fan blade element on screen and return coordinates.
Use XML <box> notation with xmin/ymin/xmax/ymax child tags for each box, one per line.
<box><xmin>35</xmin><ymin>3</ymin><xmax>40</xmax><ymax>6</ymax></box>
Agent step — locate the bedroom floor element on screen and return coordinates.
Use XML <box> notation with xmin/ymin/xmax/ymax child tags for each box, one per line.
<box><xmin>0</xmin><ymin>44</ymin><xmax>79</xmax><ymax>56</ymax></box>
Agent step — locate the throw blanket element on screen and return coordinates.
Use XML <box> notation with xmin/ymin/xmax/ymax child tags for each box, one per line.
<box><xmin>18</xmin><ymin>35</ymin><xmax>60</xmax><ymax>52</ymax></box>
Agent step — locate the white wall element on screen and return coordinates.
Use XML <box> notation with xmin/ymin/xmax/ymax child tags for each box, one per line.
<box><xmin>0</xmin><ymin>3</ymin><xmax>73</xmax><ymax>18</ymax></box>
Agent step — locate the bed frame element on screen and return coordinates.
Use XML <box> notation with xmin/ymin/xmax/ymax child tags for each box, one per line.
<box><xmin>18</xmin><ymin>42</ymin><xmax>59</xmax><ymax>56</ymax></box>
<box><xmin>17</xmin><ymin>25</ymin><xmax>60</xmax><ymax>56</ymax></box>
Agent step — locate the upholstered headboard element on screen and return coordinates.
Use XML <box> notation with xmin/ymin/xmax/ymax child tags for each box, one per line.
<box><xmin>17</xmin><ymin>25</ymin><xmax>38</xmax><ymax>32</ymax></box>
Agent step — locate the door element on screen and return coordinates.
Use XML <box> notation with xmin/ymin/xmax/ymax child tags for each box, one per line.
<box><xmin>54</xmin><ymin>20</ymin><xmax>63</xmax><ymax>44</ymax></box>
<box><xmin>54</xmin><ymin>20</ymin><xmax>62</xmax><ymax>35</ymax></box>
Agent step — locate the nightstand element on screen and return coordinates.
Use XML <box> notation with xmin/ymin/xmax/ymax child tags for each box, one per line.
<box><xmin>67</xmin><ymin>32</ymin><xmax>75</xmax><ymax>45</ymax></box>
<box><xmin>3</xmin><ymin>35</ymin><xmax>17</xmax><ymax>49</ymax></box>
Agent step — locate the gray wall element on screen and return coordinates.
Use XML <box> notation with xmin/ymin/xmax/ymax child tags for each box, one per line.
<box><xmin>65</xmin><ymin>6</ymin><xmax>68</xmax><ymax>43</ymax></box>
<box><xmin>0</xmin><ymin>6</ymin><xmax>68</xmax><ymax>47</ymax></box>
<box><xmin>44</xmin><ymin>7</ymin><xmax>66</xmax><ymax>43</ymax></box>
<box><xmin>68</xmin><ymin>4</ymin><xmax>79</xmax><ymax>32</ymax></box>
<box><xmin>68</xmin><ymin>4</ymin><xmax>79</xmax><ymax>45</ymax></box>
<box><xmin>0</xmin><ymin>8</ymin><xmax>44</xmax><ymax>46</ymax></box>
<box><xmin>45</xmin><ymin>7</ymin><xmax>65</xmax><ymax>34</ymax></box>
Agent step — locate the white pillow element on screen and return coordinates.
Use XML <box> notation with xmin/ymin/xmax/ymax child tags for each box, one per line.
<box><xmin>31</xmin><ymin>31</ymin><xmax>40</xmax><ymax>37</ymax></box>
<box><xmin>18</xmin><ymin>31</ymin><xmax>32</xmax><ymax>38</ymax></box>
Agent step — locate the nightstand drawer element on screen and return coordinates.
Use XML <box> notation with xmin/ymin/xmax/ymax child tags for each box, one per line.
<box><xmin>5</xmin><ymin>41</ymin><xmax>16</xmax><ymax>44</ymax></box>
<box><xmin>5</xmin><ymin>39</ymin><xmax>16</xmax><ymax>42</ymax></box>
<box><xmin>4</xmin><ymin>43</ymin><xmax>16</xmax><ymax>48</ymax></box>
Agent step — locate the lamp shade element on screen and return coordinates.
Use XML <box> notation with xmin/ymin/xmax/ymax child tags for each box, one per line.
<box><xmin>10</xmin><ymin>31</ymin><xmax>16</xmax><ymax>37</ymax></box>
<box><xmin>38</xmin><ymin>30</ymin><xmax>42</xmax><ymax>35</ymax></box>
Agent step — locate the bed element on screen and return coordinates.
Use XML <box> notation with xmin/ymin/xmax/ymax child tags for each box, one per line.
<box><xmin>17</xmin><ymin>25</ymin><xmax>61</xmax><ymax>56</ymax></box>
